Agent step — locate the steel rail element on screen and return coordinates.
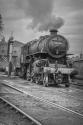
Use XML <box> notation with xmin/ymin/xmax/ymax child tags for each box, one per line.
<box><xmin>55</xmin><ymin>88</ymin><xmax>83</xmax><ymax>101</ymax></box>
<box><xmin>3</xmin><ymin>79</ymin><xmax>83</xmax><ymax>102</ymax></box>
<box><xmin>0</xmin><ymin>96</ymin><xmax>42</xmax><ymax>125</ymax></box>
<box><xmin>2</xmin><ymin>82</ymin><xmax>83</xmax><ymax>118</ymax></box>
<box><xmin>3</xmin><ymin>79</ymin><xmax>83</xmax><ymax>94</ymax></box>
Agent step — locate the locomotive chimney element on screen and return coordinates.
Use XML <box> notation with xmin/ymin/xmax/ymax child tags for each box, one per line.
<box><xmin>50</xmin><ymin>29</ymin><xmax>58</xmax><ymax>36</ymax></box>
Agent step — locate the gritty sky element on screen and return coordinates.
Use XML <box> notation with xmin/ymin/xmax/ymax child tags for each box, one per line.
<box><xmin>0</xmin><ymin>0</ymin><xmax>83</xmax><ymax>54</ymax></box>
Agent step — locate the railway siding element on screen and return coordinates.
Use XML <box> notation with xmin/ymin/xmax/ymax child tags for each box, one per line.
<box><xmin>1</xmin><ymin>91</ymin><xmax>83</xmax><ymax>125</ymax></box>
<box><xmin>2</xmin><ymin>79</ymin><xmax>83</xmax><ymax>109</ymax></box>
<box><xmin>0</xmin><ymin>97</ymin><xmax>40</xmax><ymax>125</ymax></box>
<box><xmin>1</xmin><ymin>79</ymin><xmax>83</xmax><ymax>125</ymax></box>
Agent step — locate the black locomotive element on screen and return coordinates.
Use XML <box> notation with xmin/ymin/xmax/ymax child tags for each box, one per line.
<box><xmin>20</xmin><ymin>29</ymin><xmax>74</xmax><ymax>87</ymax></box>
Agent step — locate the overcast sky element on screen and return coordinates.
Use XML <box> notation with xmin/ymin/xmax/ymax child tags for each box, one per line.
<box><xmin>0</xmin><ymin>0</ymin><xmax>83</xmax><ymax>54</ymax></box>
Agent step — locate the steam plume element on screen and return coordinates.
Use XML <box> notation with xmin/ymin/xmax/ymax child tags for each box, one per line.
<box><xmin>38</xmin><ymin>16</ymin><xmax>65</xmax><ymax>32</ymax></box>
<box><xmin>16</xmin><ymin>0</ymin><xmax>64</xmax><ymax>31</ymax></box>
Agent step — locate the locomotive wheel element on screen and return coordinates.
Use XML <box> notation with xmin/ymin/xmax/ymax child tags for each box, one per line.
<box><xmin>35</xmin><ymin>77</ymin><xmax>39</xmax><ymax>84</ymax></box>
<box><xmin>65</xmin><ymin>81</ymin><xmax>70</xmax><ymax>87</ymax></box>
<box><xmin>43</xmin><ymin>74</ymin><xmax>49</xmax><ymax>87</ymax></box>
<box><xmin>34</xmin><ymin>74</ymin><xmax>41</xmax><ymax>84</ymax></box>
<box><xmin>26</xmin><ymin>70</ymin><xmax>30</xmax><ymax>81</ymax></box>
<box><xmin>65</xmin><ymin>83</ymin><xmax>70</xmax><ymax>87</ymax></box>
<box><xmin>55</xmin><ymin>72</ymin><xmax>63</xmax><ymax>85</ymax></box>
<box><xmin>65</xmin><ymin>75</ymin><xmax>71</xmax><ymax>87</ymax></box>
<box><xmin>31</xmin><ymin>70</ymin><xmax>35</xmax><ymax>82</ymax></box>
<box><xmin>35</xmin><ymin>76</ymin><xmax>40</xmax><ymax>84</ymax></box>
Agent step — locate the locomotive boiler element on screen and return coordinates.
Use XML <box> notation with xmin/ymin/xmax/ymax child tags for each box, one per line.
<box><xmin>21</xmin><ymin>30</ymin><xmax>68</xmax><ymax>60</ymax></box>
<box><xmin>21</xmin><ymin>29</ymin><xmax>74</xmax><ymax>87</ymax></box>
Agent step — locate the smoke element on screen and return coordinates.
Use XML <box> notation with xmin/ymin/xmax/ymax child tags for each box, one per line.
<box><xmin>16</xmin><ymin>0</ymin><xmax>64</xmax><ymax>31</ymax></box>
<box><xmin>38</xmin><ymin>16</ymin><xmax>65</xmax><ymax>32</ymax></box>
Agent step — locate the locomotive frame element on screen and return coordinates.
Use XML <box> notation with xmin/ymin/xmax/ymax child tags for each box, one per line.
<box><xmin>20</xmin><ymin>30</ymin><xmax>74</xmax><ymax>87</ymax></box>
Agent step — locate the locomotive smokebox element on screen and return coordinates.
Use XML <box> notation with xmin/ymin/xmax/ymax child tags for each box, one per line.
<box><xmin>50</xmin><ymin>29</ymin><xmax>58</xmax><ymax>36</ymax></box>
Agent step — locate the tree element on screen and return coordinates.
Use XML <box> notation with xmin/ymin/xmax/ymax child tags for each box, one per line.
<box><xmin>0</xmin><ymin>14</ymin><xmax>3</xmax><ymax>34</ymax></box>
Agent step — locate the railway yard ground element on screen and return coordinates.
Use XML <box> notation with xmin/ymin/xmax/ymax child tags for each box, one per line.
<box><xmin>0</xmin><ymin>72</ymin><xmax>83</xmax><ymax>125</ymax></box>
<box><xmin>0</xmin><ymin>97</ymin><xmax>35</xmax><ymax>125</ymax></box>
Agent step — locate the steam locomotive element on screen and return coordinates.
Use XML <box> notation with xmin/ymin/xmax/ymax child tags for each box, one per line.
<box><xmin>20</xmin><ymin>29</ymin><xmax>74</xmax><ymax>87</ymax></box>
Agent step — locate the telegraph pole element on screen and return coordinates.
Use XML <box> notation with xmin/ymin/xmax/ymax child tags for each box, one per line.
<box><xmin>8</xmin><ymin>35</ymin><xmax>14</xmax><ymax>77</ymax></box>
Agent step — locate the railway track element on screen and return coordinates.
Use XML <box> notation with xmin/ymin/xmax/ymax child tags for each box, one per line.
<box><xmin>1</xmin><ymin>82</ymin><xmax>83</xmax><ymax>118</ymax></box>
<box><xmin>55</xmin><ymin>86</ymin><xmax>83</xmax><ymax>101</ymax></box>
<box><xmin>3</xmin><ymin>79</ymin><xmax>83</xmax><ymax>102</ymax></box>
<box><xmin>0</xmin><ymin>97</ymin><xmax>42</xmax><ymax>125</ymax></box>
<box><xmin>71</xmin><ymin>80</ymin><xmax>83</xmax><ymax>90</ymax></box>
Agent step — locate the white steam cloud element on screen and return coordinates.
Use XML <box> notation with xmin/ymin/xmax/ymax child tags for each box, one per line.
<box><xmin>38</xmin><ymin>16</ymin><xmax>64</xmax><ymax>32</ymax></box>
<box><xmin>16</xmin><ymin>0</ymin><xmax>65</xmax><ymax>31</ymax></box>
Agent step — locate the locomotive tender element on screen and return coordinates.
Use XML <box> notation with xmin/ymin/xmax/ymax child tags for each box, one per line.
<box><xmin>20</xmin><ymin>29</ymin><xmax>74</xmax><ymax>87</ymax></box>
